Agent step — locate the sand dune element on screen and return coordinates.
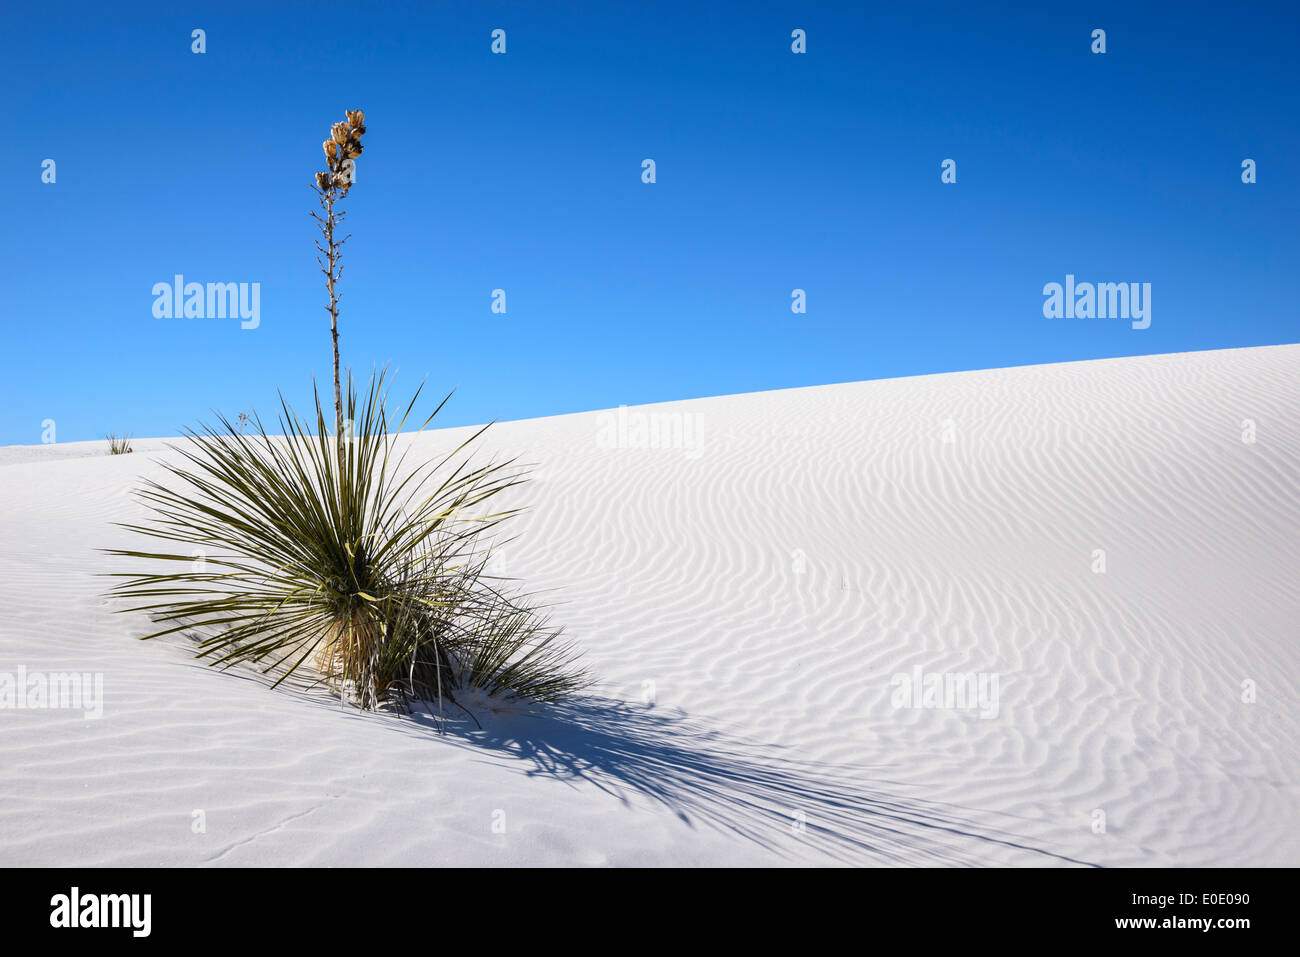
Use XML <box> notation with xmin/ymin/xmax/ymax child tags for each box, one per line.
<box><xmin>2</xmin><ymin>345</ymin><xmax>1297</xmax><ymax>866</ymax></box>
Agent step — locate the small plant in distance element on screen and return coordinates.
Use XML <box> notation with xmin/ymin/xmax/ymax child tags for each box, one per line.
<box><xmin>107</xmin><ymin>433</ymin><xmax>133</xmax><ymax>455</ymax></box>
<box><xmin>107</xmin><ymin>110</ymin><xmax>587</xmax><ymax>720</ymax></box>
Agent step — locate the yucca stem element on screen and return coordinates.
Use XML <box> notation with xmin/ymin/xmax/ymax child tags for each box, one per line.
<box><xmin>312</xmin><ymin>174</ymin><xmax>348</xmax><ymax>472</ymax></box>
<box><xmin>324</xmin><ymin>186</ymin><xmax>345</xmax><ymax>468</ymax></box>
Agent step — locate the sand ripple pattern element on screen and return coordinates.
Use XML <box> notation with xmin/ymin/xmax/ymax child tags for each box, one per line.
<box><xmin>1</xmin><ymin>346</ymin><xmax>1297</xmax><ymax>865</ymax></box>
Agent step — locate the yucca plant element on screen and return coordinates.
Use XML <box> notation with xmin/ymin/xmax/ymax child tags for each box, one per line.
<box><xmin>107</xmin><ymin>433</ymin><xmax>133</xmax><ymax>455</ymax></box>
<box><xmin>106</xmin><ymin>369</ymin><xmax>587</xmax><ymax>719</ymax></box>
<box><xmin>107</xmin><ymin>108</ymin><xmax>586</xmax><ymax>723</ymax></box>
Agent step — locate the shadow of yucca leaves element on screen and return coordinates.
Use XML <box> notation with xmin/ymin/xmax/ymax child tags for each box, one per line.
<box><xmin>399</xmin><ymin>697</ymin><xmax>1102</xmax><ymax>867</ymax></box>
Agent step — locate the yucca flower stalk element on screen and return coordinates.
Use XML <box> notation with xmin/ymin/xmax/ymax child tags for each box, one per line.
<box><xmin>311</xmin><ymin>108</ymin><xmax>367</xmax><ymax>468</ymax></box>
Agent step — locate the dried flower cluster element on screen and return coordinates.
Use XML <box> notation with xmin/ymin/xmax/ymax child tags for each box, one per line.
<box><xmin>316</xmin><ymin>109</ymin><xmax>366</xmax><ymax>193</ymax></box>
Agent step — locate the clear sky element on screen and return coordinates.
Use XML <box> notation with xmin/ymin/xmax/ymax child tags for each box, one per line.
<box><xmin>3</xmin><ymin>0</ymin><xmax>1297</xmax><ymax>445</ymax></box>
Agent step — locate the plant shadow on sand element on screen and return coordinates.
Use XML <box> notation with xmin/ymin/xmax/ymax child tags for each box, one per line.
<box><xmin>170</xmin><ymin>649</ymin><xmax>1098</xmax><ymax>866</ymax></box>
<box><xmin>396</xmin><ymin>695</ymin><xmax>1102</xmax><ymax>867</ymax></box>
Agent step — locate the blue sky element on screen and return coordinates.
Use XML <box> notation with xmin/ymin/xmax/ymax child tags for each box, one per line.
<box><xmin>3</xmin><ymin>0</ymin><xmax>1297</xmax><ymax>445</ymax></box>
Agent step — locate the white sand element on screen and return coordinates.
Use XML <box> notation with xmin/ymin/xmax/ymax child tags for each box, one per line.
<box><xmin>1</xmin><ymin>345</ymin><xmax>1297</xmax><ymax>866</ymax></box>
